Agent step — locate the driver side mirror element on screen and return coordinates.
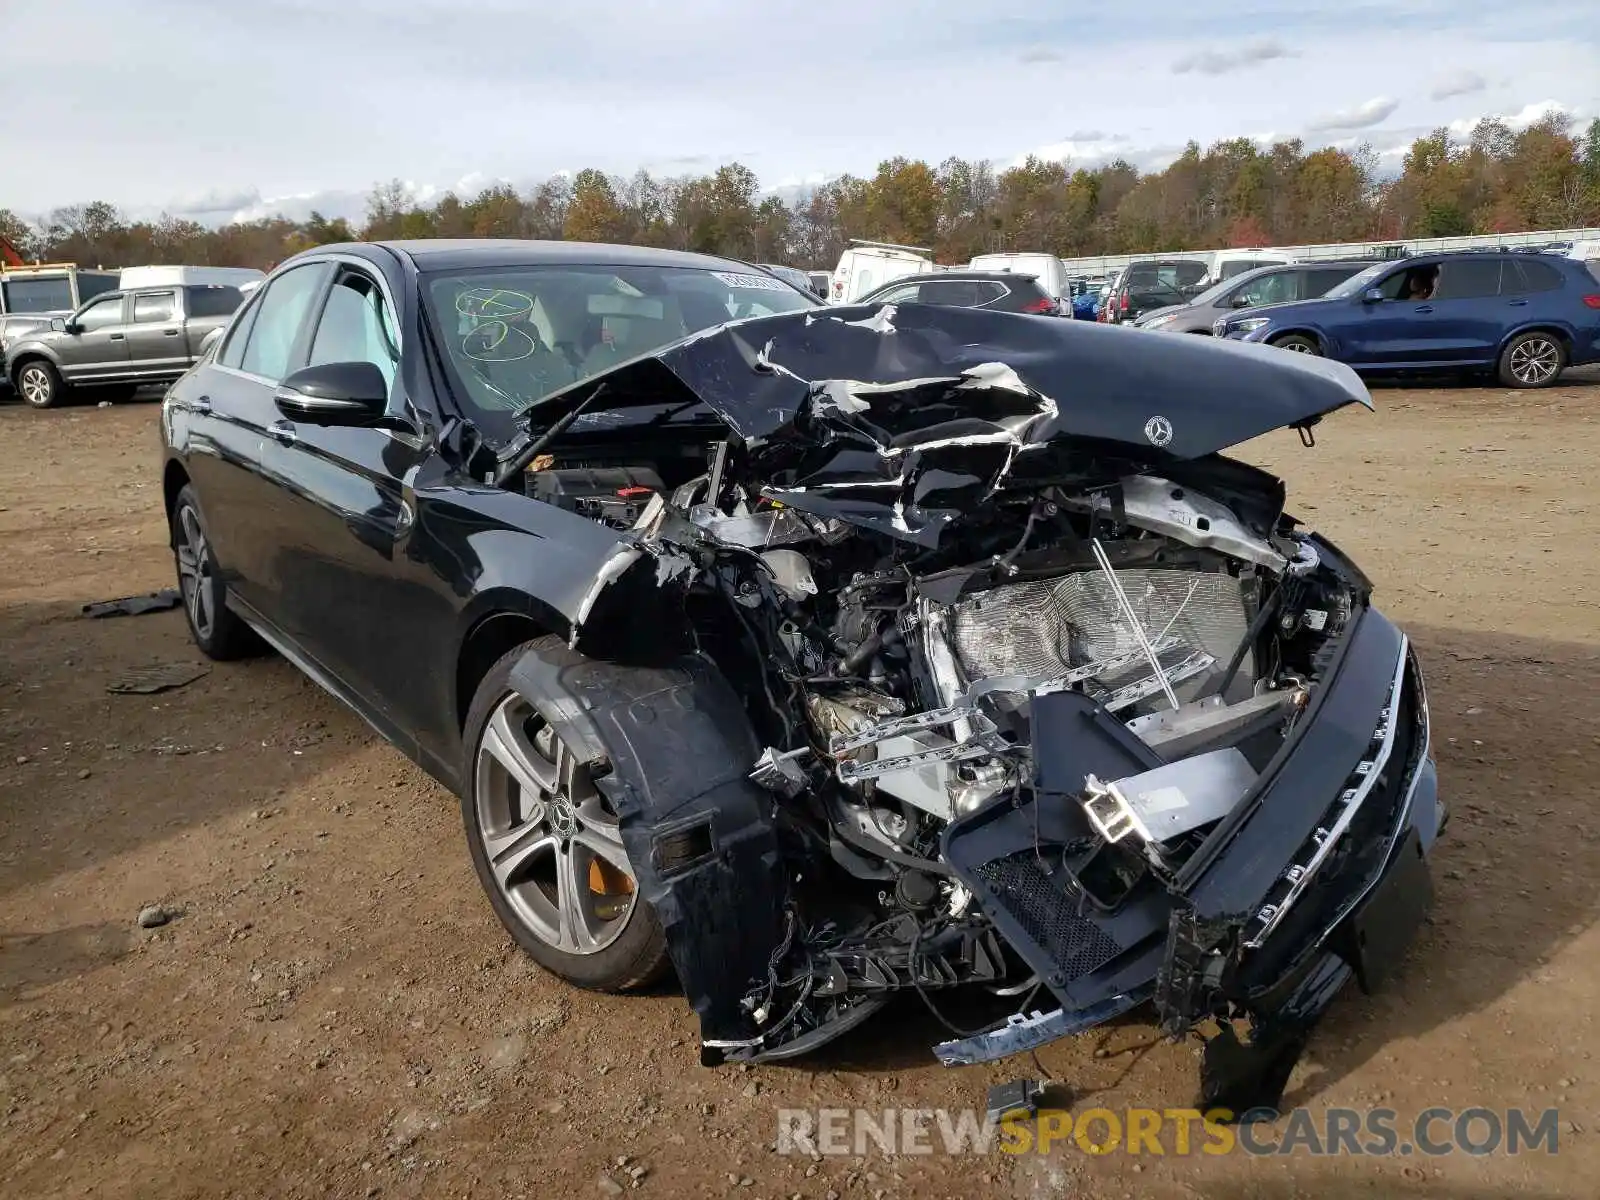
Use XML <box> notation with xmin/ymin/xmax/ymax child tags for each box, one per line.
<box><xmin>51</xmin><ymin>317</ymin><xmax>70</xmax><ymax>333</ymax></box>
<box><xmin>1361</xmin><ymin>287</ymin><xmax>1384</xmax><ymax>304</ymax></box>
<box><xmin>275</xmin><ymin>361</ymin><xmax>391</xmax><ymax>427</ymax></box>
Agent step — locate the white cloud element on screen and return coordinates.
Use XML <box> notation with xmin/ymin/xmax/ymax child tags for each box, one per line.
<box><xmin>3</xmin><ymin>0</ymin><xmax>1598</xmax><ymax>221</ymax></box>
<box><xmin>1446</xmin><ymin>99</ymin><xmax>1583</xmax><ymax>138</ymax></box>
<box><xmin>1172</xmin><ymin>38</ymin><xmax>1296</xmax><ymax>76</ymax></box>
<box><xmin>1430</xmin><ymin>69</ymin><xmax>1488</xmax><ymax>101</ymax></box>
<box><xmin>1305</xmin><ymin>96</ymin><xmax>1400</xmax><ymax>132</ymax></box>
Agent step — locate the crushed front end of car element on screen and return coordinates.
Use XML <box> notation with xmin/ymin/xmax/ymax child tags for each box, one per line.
<box><xmin>499</xmin><ymin>303</ymin><xmax>1443</xmax><ymax>1113</ymax></box>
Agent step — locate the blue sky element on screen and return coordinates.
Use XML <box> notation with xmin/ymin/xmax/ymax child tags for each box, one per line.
<box><xmin>3</xmin><ymin>0</ymin><xmax>1596</xmax><ymax>226</ymax></box>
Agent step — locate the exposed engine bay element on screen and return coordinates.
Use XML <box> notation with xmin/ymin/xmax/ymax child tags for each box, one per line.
<box><xmin>495</xmin><ymin>304</ymin><xmax>1439</xmax><ymax>1114</ymax></box>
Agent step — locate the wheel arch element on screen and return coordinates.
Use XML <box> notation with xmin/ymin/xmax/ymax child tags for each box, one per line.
<box><xmin>8</xmin><ymin>349</ymin><xmax>60</xmax><ymax>386</ymax></box>
<box><xmin>162</xmin><ymin>458</ymin><xmax>192</xmax><ymax>526</ymax></box>
<box><xmin>1268</xmin><ymin>327</ymin><xmax>1328</xmax><ymax>353</ymax></box>
<box><xmin>1497</xmin><ymin>322</ymin><xmax>1573</xmax><ymax>358</ymax></box>
<box><xmin>453</xmin><ymin>594</ymin><xmax>568</xmax><ymax>731</ymax></box>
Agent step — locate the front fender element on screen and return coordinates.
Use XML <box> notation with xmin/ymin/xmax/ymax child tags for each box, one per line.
<box><xmin>4</xmin><ymin>341</ymin><xmax>62</xmax><ymax>377</ymax></box>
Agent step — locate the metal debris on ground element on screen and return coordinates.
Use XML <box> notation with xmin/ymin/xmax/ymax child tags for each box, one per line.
<box><xmin>984</xmin><ymin>1079</ymin><xmax>1045</xmax><ymax>1124</ymax></box>
<box><xmin>107</xmin><ymin>662</ymin><xmax>209</xmax><ymax>695</ymax></box>
<box><xmin>81</xmin><ymin>589</ymin><xmax>183</xmax><ymax>619</ymax></box>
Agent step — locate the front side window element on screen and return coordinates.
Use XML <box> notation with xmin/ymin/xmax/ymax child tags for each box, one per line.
<box><xmin>132</xmin><ymin>291</ymin><xmax>177</xmax><ymax>323</ymax></box>
<box><xmin>238</xmin><ymin>262</ymin><xmax>331</xmax><ymax>381</ymax></box>
<box><xmin>308</xmin><ymin>270</ymin><xmax>400</xmax><ymax>390</ymax></box>
<box><xmin>423</xmin><ymin>263</ymin><xmax>816</xmax><ymax>437</ymax></box>
<box><xmin>873</xmin><ymin>282</ymin><xmax>922</xmax><ymax>304</ymax></box>
<box><xmin>74</xmin><ymin>295</ymin><xmax>126</xmax><ymax>331</ymax></box>
<box><xmin>1234</xmin><ymin>271</ymin><xmax>1296</xmax><ymax>307</ymax></box>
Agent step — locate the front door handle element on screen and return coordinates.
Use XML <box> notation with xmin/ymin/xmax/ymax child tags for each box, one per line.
<box><xmin>1413</xmin><ymin>305</ymin><xmax>1433</xmax><ymax>314</ymax></box>
<box><xmin>1508</xmin><ymin>299</ymin><xmax>1529</xmax><ymax>307</ymax></box>
<box><xmin>163</xmin><ymin>328</ymin><xmax>181</xmax><ymax>336</ymax></box>
<box><xmin>109</xmin><ymin>332</ymin><xmax>125</xmax><ymax>340</ymax></box>
<box><xmin>269</xmin><ymin>420</ymin><xmax>298</xmax><ymax>446</ymax></box>
<box><xmin>192</xmin><ymin>395</ymin><xmax>212</xmax><ymax>416</ymax></box>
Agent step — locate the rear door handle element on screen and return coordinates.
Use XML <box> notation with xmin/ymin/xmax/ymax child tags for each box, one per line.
<box><xmin>109</xmin><ymin>332</ymin><xmax>125</xmax><ymax>340</ymax></box>
<box><xmin>269</xmin><ymin>420</ymin><xmax>298</xmax><ymax>446</ymax></box>
<box><xmin>1508</xmin><ymin>299</ymin><xmax>1529</xmax><ymax>307</ymax></box>
<box><xmin>1413</xmin><ymin>305</ymin><xmax>1433</xmax><ymax>314</ymax></box>
<box><xmin>163</xmin><ymin>328</ymin><xmax>181</xmax><ymax>336</ymax></box>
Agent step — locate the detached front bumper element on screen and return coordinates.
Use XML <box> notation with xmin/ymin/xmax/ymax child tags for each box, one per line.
<box><xmin>937</xmin><ymin>604</ymin><xmax>1441</xmax><ymax>1097</ymax></box>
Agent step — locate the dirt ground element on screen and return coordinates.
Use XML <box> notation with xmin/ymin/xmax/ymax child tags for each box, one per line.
<box><xmin>3</xmin><ymin>372</ymin><xmax>1600</xmax><ymax>1200</ymax></box>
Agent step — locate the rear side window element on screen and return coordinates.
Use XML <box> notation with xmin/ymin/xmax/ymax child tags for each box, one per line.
<box><xmin>132</xmin><ymin>291</ymin><xmax>177</xmax><ymax>323</ymax></box>
<box><xmin>238</xmin><ymin>263</ymin><xmax>331</xmax><ymax>380</ymax></box>
<box><xmin>2</xmin><ymin>277</ymin><xmax>74</xmax><ymax>313</ymax></box>
<box><xmin>1507</xmin><ymin>258</ymin><xmax>1564</xmax><ymax>293</ymax></box>
<box><xmin>916</xmin><ymin>279</ymin><xmax>1008</xmax><ymax>307</ymax></box>
<box><xmin>186</xmin><ymin>285</ymin><xmax>244</xmax><ymax>317</ymax></box>
<box><xmin>1433</xmin><ymin>258</ymin><xmax>1504</xmax><ymax>300</ymax></box>
<box><xmin>1308</xmin><ymin>267</ymin><xmax>1362</xmax><ymax>295</ymax></box>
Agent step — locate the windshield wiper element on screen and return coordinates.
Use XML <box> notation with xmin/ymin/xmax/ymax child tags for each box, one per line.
<box><xmin>494</xmin><ymin>383</ymin><xmax>610</xmax><ymax>488</ymax></box>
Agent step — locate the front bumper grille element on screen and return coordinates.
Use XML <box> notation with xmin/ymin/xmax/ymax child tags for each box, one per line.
<box><xmin>971</xmin><ymin>853</ymin><xmax>1125</xmax><ymax>982</ymax></box>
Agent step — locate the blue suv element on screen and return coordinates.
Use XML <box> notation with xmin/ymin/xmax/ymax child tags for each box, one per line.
<box><xmin>1215</xmin><ymin>252</ymin><xmax>1600</xmax><ymax>388</ymax></box>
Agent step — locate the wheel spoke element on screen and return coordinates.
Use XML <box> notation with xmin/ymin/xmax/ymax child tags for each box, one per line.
<box><xmin>554</xmin><ymin>845</ymin><xmax>603</xmax><ymax>952</ymax></box>
<box><xmin>571</xmin><ymin>805</ymin><xmax>632</xmax><ymax>876</ymax></box>
<box><xmin>482</xmin><ymin>821</ymin><xmax>556</xmax><ymax>889</ymax></box>
<box><xmin>481</xmin><ymin>705</ymin><xmax>558</xmax><ymax>799</ymax></box>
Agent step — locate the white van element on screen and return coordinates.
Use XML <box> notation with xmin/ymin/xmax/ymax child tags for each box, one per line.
<box><xmin>829</xmin><ymin>240</ymin><xmax>934</xmax><ymax>304</ymax></box>
<box><xmin>968</xmin><ymin>252</ymin><xmax>1072</xmax><ymax>304</ymax></box>
<box><xmin>118</xmin><ymin>265</ymin><xmax>266</xmax><ymax>291</ymax></box>
<box><xmin>1206</xmin><ymin>250</ymin><xmax>1291</xmax><ymax>283</ymax></box>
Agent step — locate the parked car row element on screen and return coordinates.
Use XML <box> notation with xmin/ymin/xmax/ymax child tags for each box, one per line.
<box><xmin>3</xmin><ymin>265</ymin><xmax>261</xmax><ymax>407</ymax></box>
<box><xmin>1207</xmin><ymin>252</ymin><xmax>1600</xmax><ymax>388</ymax></box>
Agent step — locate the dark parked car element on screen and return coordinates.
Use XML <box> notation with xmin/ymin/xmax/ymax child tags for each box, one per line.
<box><xmin>757</xmin><ymin>263</ymin><xmax>823</xmax><ymax>298</ymax></box>
<box><xmin>6</xmin><ymin>283</ymin><xmax>247</xmax><ymax>407</ymax></box>
<box><xmin>1105</xmin><ymin>258</ymin><xmax>1210</xmax><ymax>324</ymax></box>
<box><xmin>160</xmin><ymin>240</ymin><xmax>1441</xmax><ymax>1113</ymax></box>
<box><xmin>1133</xmin><ymin>262</ymin><xmax>1372</xmax><ymax>334</ymax></box>
<box><xmin>1215</xmin><ymin>252</ymin><xmax>1600</xmax><ymax>388</ymax></box>
<box><xmin>855</xmin><ymin>269</ymin><xmax>1061</xmax><ymax>314</ymax></box>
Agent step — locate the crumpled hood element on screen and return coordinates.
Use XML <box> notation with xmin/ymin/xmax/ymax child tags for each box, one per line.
<box><xmin>525</xmin><ymin>302</ymin><xmax>1372</xmax><ymax>546</ymax></box>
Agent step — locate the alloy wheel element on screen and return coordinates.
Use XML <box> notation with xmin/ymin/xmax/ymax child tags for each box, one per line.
<box><xmin>473</xmin><ymin>696</ymin><xmax>637</xmax><ymax>956</ymax></box>
<box><xmin>1508</xmin><ymin>337</ymin><xmax>1560</xmax><ymax>385</ymax></box>
<box><xmin>19</xmin><ymin>364</ymin><xmax>53</xmax><ymax>407</ymax></box>
<box><xmin>174</xmin><ymin>504</ymin><xmax>216</xmax><ymax>641</ymax></box>
<box><xmin>1283</xmin><ymin>341</ymin><xmax>1314</xmax><ymax>354</ymax></box>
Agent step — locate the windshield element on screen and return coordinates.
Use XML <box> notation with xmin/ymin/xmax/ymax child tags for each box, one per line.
<box><xmin>423</xmin><ymin>263</ymin><xmax>818</xmax><ymax>437</ymax></box>
<box><xmin>1321</xmin><ymin>262</ymin><xmax>1392</xmax><ymax>299</ymax></box>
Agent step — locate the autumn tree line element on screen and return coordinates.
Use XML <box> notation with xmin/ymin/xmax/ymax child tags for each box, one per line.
<box><xmin>5</xmin><ymin>117</ymin><xmax>1599</xmax><ymax>275</ymax></box>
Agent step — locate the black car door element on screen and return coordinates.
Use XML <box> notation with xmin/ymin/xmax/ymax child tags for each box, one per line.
<box><xmin>258</xmin><ymin>262</ymin><xmax>429</xmax><ymax>741</ymax></box>
<box><xmin>183</xmin><ymin>260</ymin><xmax>333</xmax><ymax>621</ymax></box>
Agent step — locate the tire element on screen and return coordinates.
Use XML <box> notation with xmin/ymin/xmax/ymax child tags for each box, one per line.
<box><xmin>1497</xmin><ymin>331</ymin><xmax>1566</xmax><ymax>389</ymax></box>
<box><xmin>461</xmin><ymin>637</ymin><xmax>669</xmax><ymax>992</ymax></box>
<box><xmin>170</xmin><ymin>484</ymin><xmax>261</xmax><ymax>660</ymax></box>
<box><xmin>1270</xmin><ymin>334</ymin><xmax>1321</xmax><ymax>356</ymax></box>
<box><xmin>14</xmin><ymin>359</ymin><xmax>67</xmax><ymax>409</ymax></box>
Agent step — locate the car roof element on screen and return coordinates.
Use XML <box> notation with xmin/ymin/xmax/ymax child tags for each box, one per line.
<box><xmin>894</xmin><ymin>270</ymin><xmax>1040</xmax><ymax>283</ymax></box>
<box><xmin>312</xmin><ymin>239</ymin><xmax>761</xmax><ymax>275</ymax></box>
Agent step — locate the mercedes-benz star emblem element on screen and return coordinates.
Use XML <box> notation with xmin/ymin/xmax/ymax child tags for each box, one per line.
<box><xmin>1144</xmin><ymin>415</ymin><xmax>1173</xmax><ymax>447</ymax></box>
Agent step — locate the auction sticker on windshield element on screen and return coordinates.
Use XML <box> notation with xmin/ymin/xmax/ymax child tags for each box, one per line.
<box><xmin>712</xmin><ymin>271</ymin><xmax>789</xmax><ymax>291</ymax></box>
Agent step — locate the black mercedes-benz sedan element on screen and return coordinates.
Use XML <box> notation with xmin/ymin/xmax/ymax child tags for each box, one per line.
<box><xmin>160</xmin><ymin>239</ymin><xmax>1442</xmax><ymax>1115</ymax></box>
